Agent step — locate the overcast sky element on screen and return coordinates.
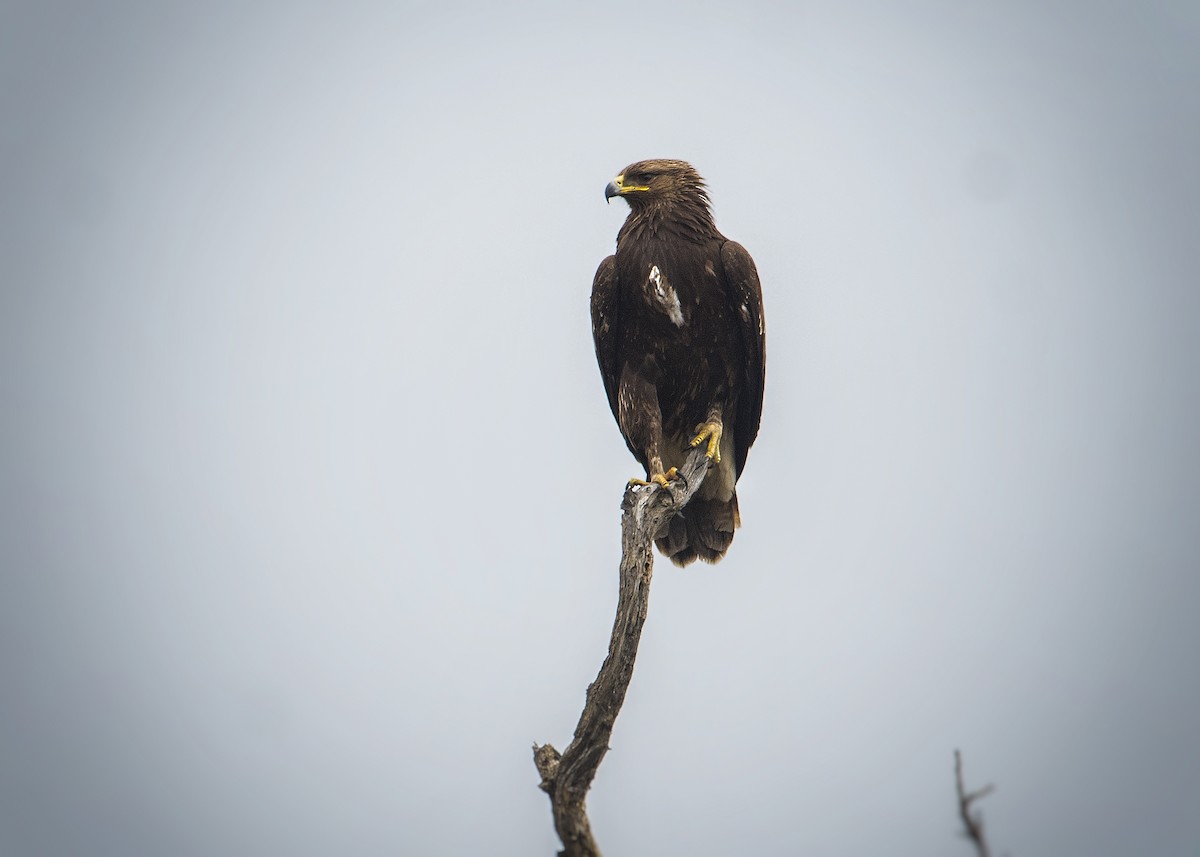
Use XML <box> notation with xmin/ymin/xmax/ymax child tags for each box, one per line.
<box><xmin>2</xmin><ymin>1</ymin><xmax>1198</xmax><ymax>855</ymax></box>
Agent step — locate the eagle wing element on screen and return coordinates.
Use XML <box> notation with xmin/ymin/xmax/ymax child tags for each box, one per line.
<box><xmin>720</xmin><ymin>240</ymin><xmax>766</xmax><ymax>478</ymax></box>
<box><xmin>590</xmin><ymin>255</ymin><xmax>626</xmax><ymax>432</ymax></box>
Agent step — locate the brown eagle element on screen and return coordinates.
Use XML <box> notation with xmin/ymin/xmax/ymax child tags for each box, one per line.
<box><xmin>591</xmin><ymin>159</ymin><xmax>765</xmax><ymax>566</ymax></box>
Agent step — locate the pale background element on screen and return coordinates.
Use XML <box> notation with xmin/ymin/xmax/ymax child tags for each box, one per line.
<box><xmin>2</xmin><ymin>2</ymin><xmax>1198</xmax><ymax>855</ymax></box>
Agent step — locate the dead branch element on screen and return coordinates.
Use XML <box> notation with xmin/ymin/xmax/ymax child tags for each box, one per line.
<box><xmin>955</xmin><ymin>749</ymin><xmax>995</xmax><ymax>857</ymax></box>
<box><xmin>533</xmin><ymin>446</ymin><xmax>714</xmax><ymax>857</ymax></box>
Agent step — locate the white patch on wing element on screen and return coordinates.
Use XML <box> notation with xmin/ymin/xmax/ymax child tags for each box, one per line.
<box><xmin>647</xmin><ymin>264</ymin><xmax>685</xmax><ymax>327</ymax></box>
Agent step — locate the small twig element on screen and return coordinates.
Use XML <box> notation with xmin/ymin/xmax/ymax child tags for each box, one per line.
<box><xmin>955</xmin><ymin>749</ymin><xmax>995</xmax><ymax>857</ymax></box>
<box><xmin>534</xmin><ymin>447</ymin><xmax>713</xmax><ymax>857</ymax></box>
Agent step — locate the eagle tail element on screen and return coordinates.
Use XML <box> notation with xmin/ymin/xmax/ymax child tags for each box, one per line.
<box><xmin>655</xmin><ymin>493</ymin><xmax>741</xmax><ymax>567</ymax></box>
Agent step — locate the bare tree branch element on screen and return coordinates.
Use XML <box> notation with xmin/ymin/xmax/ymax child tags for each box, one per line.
<box><xmin>955</xmin><ymin>749</ymin><xmax>995</xmax><ymax>857</ymax></box>
<box><xmin>534</xmin><ymin>447</ymin><xmax>714</xmax><ymax>857</ymax></box>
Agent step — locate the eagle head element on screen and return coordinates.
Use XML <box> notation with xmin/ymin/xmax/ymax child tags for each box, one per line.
<box><xmin>605</xmin><ymin>159</ymin><xmax>711</xmax><ymax>212</ymax></box>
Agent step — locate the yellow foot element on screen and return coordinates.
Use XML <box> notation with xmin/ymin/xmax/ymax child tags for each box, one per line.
<box><xmin>628</xmin><ymin>467</ymin><xmax>680</xmax><ymax>489</ymax></box>
<box><xmin>689</xmin><ymin>421</ymin><xmax>723</xmax><ymax>462</ymax></box>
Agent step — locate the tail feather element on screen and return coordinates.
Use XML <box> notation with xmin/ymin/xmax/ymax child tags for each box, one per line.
<box><xmin>655</xmin><ymin>493</ymin><xmax>741</xmax><ymax>567</ymax></box>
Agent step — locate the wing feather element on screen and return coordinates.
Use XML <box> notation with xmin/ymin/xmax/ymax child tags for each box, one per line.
<box><xmin>590</xmin><ymin>255</ymin><xmax>621</xmax><ymax>425</ymax></box>
<box><xmin>719</xmin><ymin>240</ymin><xmax>766</xmax><ymax>478</ymax></box>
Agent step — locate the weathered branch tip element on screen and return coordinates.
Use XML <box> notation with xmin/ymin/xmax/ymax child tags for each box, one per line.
<box><xmin>533</xmin><ymin>447</ymin><xmax>713</xmax><ymax>857</ymax></box>
<box><xmin>954</xmin><ymin>749</ymin><xmax>995</xmax><ymax>857</ymax></box>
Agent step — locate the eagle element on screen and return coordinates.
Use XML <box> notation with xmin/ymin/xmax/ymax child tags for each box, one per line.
<box><xmin>591</xmin><ymin>159</ymin><xmax>765</xmax><ymax>566</ymax></box>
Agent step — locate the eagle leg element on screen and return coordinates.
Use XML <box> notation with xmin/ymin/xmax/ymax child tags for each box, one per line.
<box><xmin>689</xmin><ymin>420</ymin><xmax>723</xmax><ymax>462</ymax></box>
<box><xmin>628</xmin><ymin>466</ymin><xmax>680</xmax><ymax>489</ymax></box>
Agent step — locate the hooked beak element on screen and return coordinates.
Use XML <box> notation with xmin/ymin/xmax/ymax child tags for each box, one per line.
<box><xmin>604</xmin><ymin>177</ymin><xmax>622</xmax><ymax>203</ymax></box>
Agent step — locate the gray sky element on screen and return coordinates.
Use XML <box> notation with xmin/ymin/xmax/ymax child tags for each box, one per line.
<box><xmin>2</xmin><ymin>1</ymin><xmax>1198</xmax><ymax>855</ymax></box>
